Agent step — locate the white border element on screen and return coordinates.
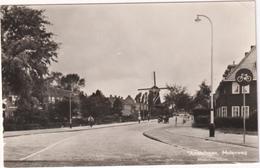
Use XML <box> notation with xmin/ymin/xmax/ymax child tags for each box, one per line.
<box><xmin>0</xmin><ymin>0</ymin><xmax>256</xmax><ymax>5</ymax></box>
<box><xmin>0</xmin><ymin>1</ymin><xmax>259</xmax><ymax>168</ymax></box>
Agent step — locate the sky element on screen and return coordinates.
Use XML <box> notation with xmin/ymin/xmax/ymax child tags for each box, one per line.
<box><xmin>32</xmin><ymin>1</ymin><xmax>256</xmax><ymax>99</ymax></box>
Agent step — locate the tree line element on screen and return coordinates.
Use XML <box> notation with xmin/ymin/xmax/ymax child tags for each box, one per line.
<box><xmin>164</xmin><ymin>81</ymin><xmax>211</xmax><ymax>113</ymax></box>
<box><xmin>47</xmin><ymin>73</ymin><xmax>125</xmax><ymax>125</ymax></box>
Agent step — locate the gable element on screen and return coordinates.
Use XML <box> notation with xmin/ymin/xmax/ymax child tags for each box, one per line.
<box><xmin>124</xmin><ymin>96</ymin><xmax>135</xmax><ymax>105</ymax></box>
<box><xmin>225</xmin><ymin>47</ymin><xmax>256</xmax><ymax>81</ymax></box>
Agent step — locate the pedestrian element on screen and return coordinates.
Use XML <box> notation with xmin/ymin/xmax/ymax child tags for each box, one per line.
<box><xmin>138</xmin><ymin>115</ymin><xmax>141</xmax><ymax>124</ymax></box>
<box><xmin>162</xmin><ymin>115</ymin><xmax>166</xmax><ymax>123</ymax></box>
<box><xmin>88</xmin><ymin>115</ymin><xmax>94</xmax><ymax>127</ymax></box>
<box><xmin>175</xmin><ymin>116</ymin><xmax>177</xmax><ymax>126</ymax></box>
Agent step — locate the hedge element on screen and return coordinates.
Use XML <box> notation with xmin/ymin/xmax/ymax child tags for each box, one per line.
<box><xmin>215</xmin><ymin>113</ymin><xmax>258</xmax><ymax>131</ymax></box>
<box><xmin>192</xmin><ymin>113</ymin><xmax>257</xmax><ymax>131</ymax></box>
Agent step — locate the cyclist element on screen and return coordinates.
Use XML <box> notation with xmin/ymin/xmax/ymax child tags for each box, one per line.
<box><xmin>88</xmin><ymin>115</ymin><xmax>94</xmax><ymax>127</ymax></box>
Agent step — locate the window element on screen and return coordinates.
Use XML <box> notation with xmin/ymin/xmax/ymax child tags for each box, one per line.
<box><xmin>217</xmin><ymin>108</ymin><xmax>220</xmax><ymax>117</ymax></box>
<box><xmin>241</xmin><ymin>106</ymin><xmax>250</xmax><ymax>118</ymax></box>
<box><xmin>232</xmin><ymin>106</ymin><xmax>240</xmax><ymax>117</ymax></box>
<box><xmin>241</xmin><ymin>85</ymin><xmax>250</xmax><ymax>94</ymax></box>
<box><xmin>49</xmin><ymin>96</ymin><xmax>55</xmax><ymax>103</ymax></box>
<box><xmin>221</xmin><ymin>106</ymin><xmax>227</xmax><ymax>117</ymax></box>
<box><xmin>232</xmin><ymin>82</ymin><xmax>240</xmax><ymax>94</ymax></box>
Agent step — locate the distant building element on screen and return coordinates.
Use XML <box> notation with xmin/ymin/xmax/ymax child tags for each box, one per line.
<box><xmin>45</xmin><ymin>86</ymin><xmax>81</xmax><ymax>118</ymax></box>
<box><xmin>45</xmin><ymin>87</ymin><xmax>79</xmax><ymax>104</ymax></box>
<box><xmin>108</xmin><ymin>95</ymin><xmax>116</xmax><ymax>108</ymax></box>
<box><xmin>108</xmin><ymin>95</ymin><xmax>145</xmax><ymax>117</ymax></box>
<box><xmin>122</xmin><ymin>95</ymin><xmax>137</xmax><ymax>116</ymax></box>
<box><xmin>214</xmin><ymin>46</ymin><xmax>257</xmax><ymax>119</ymax></box>
<box><xmin>2</xmin><ymin>86</ymin><xmax>81</xmax><ymax>120</ymax></box>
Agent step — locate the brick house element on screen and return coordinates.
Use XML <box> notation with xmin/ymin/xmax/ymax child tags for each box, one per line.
<box><xmin>214</xmin><ymin>46</ymin><xmax>257</xmax><ymax>119</ymax></box>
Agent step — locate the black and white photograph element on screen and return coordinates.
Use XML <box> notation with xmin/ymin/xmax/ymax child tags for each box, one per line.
<box><xmin>1</xmin><ymin>0</ymin><xmax>259</xmax><ymax>167</ymax></box>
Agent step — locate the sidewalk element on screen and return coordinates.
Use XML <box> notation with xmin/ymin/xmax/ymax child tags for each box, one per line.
<box><xmin>144</xmin><ymin>119</ymin><xmax>259</xmax><ymax>149</ymax></box>
<box><xmin>166</xmin><ymin>126</ymin><xmax>258</xmax><ymax>148</ymax></box>
<box><xmin>3</xmin><ymin>121</ymin><xmax>140</xmax><ymax>138</ymax></box>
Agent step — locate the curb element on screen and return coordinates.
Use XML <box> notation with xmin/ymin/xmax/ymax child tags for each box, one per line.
<box><xmin>143</xmin><ymin>129</ymin><xmax>258</xmax><ymax>149</ymax></box>
<box><xmin>142</xmin><ymin>132</ymin><xmax>169</xmax><ymax>145</ymax></box>
<box><xmin>166</xmin><ymin>130</ymin><xmax>258</xmax><ymax>149</ymax></box>
<box><xmin>4</xmin><ymin>122</ymin><xmax>138</xmax><ymax>138</ymax></box>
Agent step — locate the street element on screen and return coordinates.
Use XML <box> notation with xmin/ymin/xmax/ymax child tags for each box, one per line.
<box><xmin>4</xmin><ymin>118</ymin><xmax>259</xmax><ymax>167</ymax></box>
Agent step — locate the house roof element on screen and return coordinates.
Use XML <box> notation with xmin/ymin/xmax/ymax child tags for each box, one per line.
<box><xmin>193</xmin><ymin>104</ymin><xmax>208</xmax><ymax>110</ymax></box>
<box><xmin>123</xmin><ymin>95</ymin><xmax>135</xmax><ymax>105</ymax></box>
<box><xmin>215</xmin><ymin>46</ymin><xmax>256</xmax><ymax>94</ymax></box>
<box><xmin>224</xmin><ymin>46</ymin><xmax>256</xmax><ymax>81</ymax></box>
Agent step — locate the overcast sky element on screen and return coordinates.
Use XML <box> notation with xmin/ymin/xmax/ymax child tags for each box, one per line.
<box><xmin>35</xmin><ymin>1</ymin><xmax>255</xmax><ymax>99</ymax></box>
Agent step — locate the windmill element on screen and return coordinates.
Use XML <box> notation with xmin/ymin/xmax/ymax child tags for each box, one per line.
<box><xmin>137</xmin><ymin>71</ymin><xmax>169</xmax><ymax>117</ymax></box>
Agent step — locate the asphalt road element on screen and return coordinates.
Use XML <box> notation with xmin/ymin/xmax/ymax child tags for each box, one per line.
<box><xmin>4</xmin><ymin>119</ymin><xmax>259</xmax><ymax>167</ymax></box>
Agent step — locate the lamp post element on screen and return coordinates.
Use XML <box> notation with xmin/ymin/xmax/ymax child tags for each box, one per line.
<box><xmin>195</xmin><ymin>14</ymin><xmax>215</xmax><ymax>137</ymax></box>
<box><xmin>69</xmin><ymin>83</ymin><xmax>75</xmax><ymax>129</ymax></box>
<box><xmin>69</xmin><ymin>91</ymin><xmax>72</xmax><ymax>128</ymax></box>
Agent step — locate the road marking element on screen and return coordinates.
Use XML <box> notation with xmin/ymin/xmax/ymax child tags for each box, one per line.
<box><xmin>16</xmin><ymin>122</ymin><xmax>157</xmax><ymax>161</ymax></box>
<box><xmin>19</xmin><ymin>134</ymin><xmax>78</xmax><ymax>161</ymax></box>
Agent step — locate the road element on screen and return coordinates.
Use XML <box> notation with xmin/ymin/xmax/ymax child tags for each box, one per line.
<box><xmin>4</xmin><ymin>118</ymin><xmax>259</xmax><ymax>167</ymax></box>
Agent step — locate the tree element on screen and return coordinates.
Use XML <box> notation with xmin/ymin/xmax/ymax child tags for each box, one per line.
<box><xmin>193</xmin><ymin>81</ymin><xmax>211</xmax><ymax>109</ymax></box>
<box><xmin>46</xmin><ymin>73</ymin><xmax>85</xmax><ymax>122</ymax></box>
<box><xmin>86</xmin><ymin>90</ymin><xmax>111</xmax><ymax>118</ymax></box>
<box><xmin>141</xmin><ymin>92</ymin><xmax>148</xmax><ymax>104</ymax></box>
<box><xmin>49</xmin><ymin>98</ymin><xmax>78</xmax><ymax>122</ymax></box>
<box><xmin>79</xmin><ymin>92</ymin><xmax>89</xmax><ymax>118</ymax></box>
<box><xmin>164</xmin><ymin>84</ymin><xmax>192</xmax><ymax>112</ymax></box>
<box><xmin>61</xmin><ymin>74</ymin><xmax>85</xmax><ymax>91</ymax></box>
<box><xmin>1</xmin><ymin>6</ymin><xmax>59</xmax><ymax>123</ymax></box>
<box><xmin>112</xmin><ymin>98</ymin><xmax>123</xmax><ymax>116</ymax></box>
<box><xmin>46</xmin><ymin>71</ymin><xmax>63</xmax><ymax>88</ymax></box>
<box><xmin>135</xmin><ymin>92</ymin><xmax>142</xmax><ymax>103</ymax></box>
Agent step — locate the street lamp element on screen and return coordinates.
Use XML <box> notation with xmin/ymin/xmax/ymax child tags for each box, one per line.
<box><xmin>195</xmin><ymin>14</ymin><xmax>215</xmax><ymax>137</ymax></box>
<box><xmin>69</xmin><ymin>83</ymin><xmax>76</xmax><ymax>129</ymax></box>
<box><xmin>69</xmin><ymin>91</ymin><xmax>72</xmax><ymax>128</ymax></box>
